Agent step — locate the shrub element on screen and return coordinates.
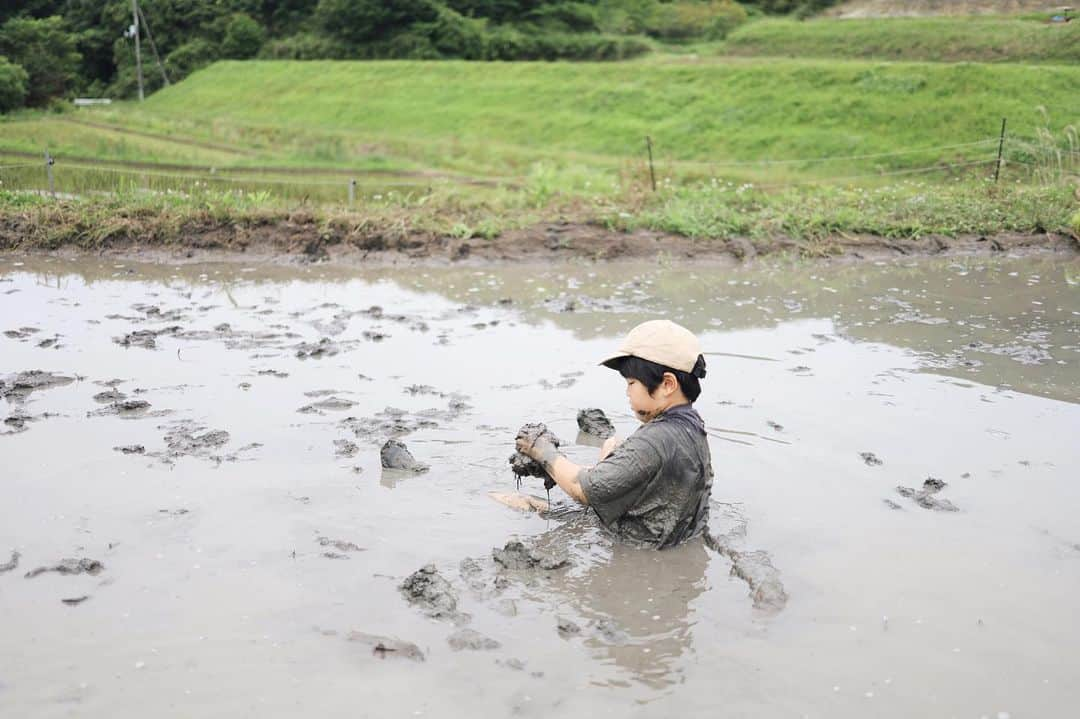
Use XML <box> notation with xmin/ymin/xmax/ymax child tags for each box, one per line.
<box><xmin>221</xmin><ymin>13</ymin><xmax>266</xmax><ymax>60</ymax></box>
<box><xmin>526</xmin><ymin>3</ymin><xmax>602</xmax><ymax>32</ymax></box>
<box><xmin>646</xmin><ymin>1</ymin><xmax>748</xmax><ymax>41</ymax></box>
<box><xmin>259</xmin><ymin>33</ymin><xmax>351</xmax><ymax>60</ymax></box>
<box><xmin>423</xmin><ymin>6</ymin><xmax>490</xmax><ymax>59</ymax></box>
<box><xmin>0</xmin><ymin>55</ymin><xmax>28</xmax><ymax>113</ymax></box>
<box><xmin>165</xmin><ymin>39</ymin><xmax>220</xmax><ymax>81</ymax></box>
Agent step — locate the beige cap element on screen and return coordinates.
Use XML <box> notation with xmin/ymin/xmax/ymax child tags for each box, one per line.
<box><xmin>600</xmin><ymin>320</ymin><xmax>702</xmax><ymax>374</ymax></box>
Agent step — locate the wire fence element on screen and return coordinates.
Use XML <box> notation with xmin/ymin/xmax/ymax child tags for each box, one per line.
<box><xmin>0</xmin><ymin>127</ymin><xmax>1071</xmax><ymax>206</ymax></box>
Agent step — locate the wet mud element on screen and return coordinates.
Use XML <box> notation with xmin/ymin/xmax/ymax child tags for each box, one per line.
<box><xmin>705</xmin><ymin>505</ymin><xmax>789</xmax><ymax>613</ymax></box>
<box><xmin>1</xmin><ymin>254</ymin><xmax>1077</xmax><ymax>718</ymax></box>
<box><xmin>895</xmin><ymin>477</ymin><xmax>960</xmax><ymax>512</ymax></box>
<box><xmin>0</xmin><ymin>550</ymin><xmax>19</xmax><ymax>573</ymax></box>
<box><xmin>446</xmin><ymin>628</ymin><xmax>501</xmax><ymax>651</ymax></box>
<box><xmin>380</xmin><ymin>439</ymin><xmax>429</xmax><ymax>473</ymax></box>
<box><xmin>576</xmin><ymin>408</ymin><xmax>615</xmax><ymax>439</ymax></box>
<box><xmin>346</xmin><ymin>631</ymin><xmax>426</xmax><ymax>662</ymax></box>
<box><xmin>400</xmin><ymin>563</ymin><xmax>464</xmax><ymax>622</ymax></box>
<box><xmin>24</xmin><ymin>558</ymin><xmax>104</xmax><ymax>579</ymax></box>
<box><xmin>492</xmin><ymin>538</ymin><xmax>569</xmax><ymax>571</ymax></box>
<box><xmin>1</xmin><ymin>370</ymin><xmax>74</xmax><ymax>402</ymax></box>
<box><xmin>508</xmin><ymin>423</ymin><xmax>562</xmax><ymax>480</ymax></box>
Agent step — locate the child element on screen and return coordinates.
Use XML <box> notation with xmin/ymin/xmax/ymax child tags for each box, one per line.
<box><xmin>515</xmin><ymin>319</ymin><xmax>713</xmax><ymax>548</ymax></box>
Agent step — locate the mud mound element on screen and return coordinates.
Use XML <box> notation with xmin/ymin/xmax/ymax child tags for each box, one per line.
<box><xmin>577</xmin><ymin>408</ymin><xmax>615</xmax><ymax>439</ymax></box>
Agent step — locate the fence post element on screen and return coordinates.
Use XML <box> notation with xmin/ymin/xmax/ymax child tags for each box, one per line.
<box><xmin>348</xmin><ymin>178</ymin><xmax>356</xmax><ymax>207</ymax></box>
<box><xmin>645</xmin><ymin>136</ymin><xmax>657</xmax><ymax>193</ymax></box>
<box><xmin>44</xmin><ymin>150</ymin><xmax>55</xmax><ymax>198</ymax></box>
<box><xmin>994</xmin><ymin>117</ymin><xmax>1007</xmax><ymax>184</ymax></box>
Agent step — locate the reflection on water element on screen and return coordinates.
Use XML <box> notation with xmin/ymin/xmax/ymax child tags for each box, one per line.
<box><xmin>1</xmin><ymin>251</ymin><xmax>1078</xmax><ymax>718</ymax></box>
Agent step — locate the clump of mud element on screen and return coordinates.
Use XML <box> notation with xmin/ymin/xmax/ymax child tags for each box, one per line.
<box><xmin>400</xmin><ymin>563</ymin><xmax>463</xmax><ymax>622</ymax></box>
<box><xmin>576</xmin><ymin>408</ymin><xmax>615</xmax><ymax>439</ymax></box>
<box><xmin>492</xmin><ymin>538</ymin><xmax>569</xmax><ymax>571</ymax></box>
<box><xmin>0</xmin><ymin>550</ymin><xmax>20</xmax><ymax>574</ymax></box>
<box><xmin>705</xmin><ymin>504</ymin><xmax>788</xmax><ymax>613</ymax></box>
<box><xmin>24</xmin><ymin>558</ymin><xmax>104</xmax><ymax>579</ymax></box>
<box><xmin>342</xmin><ymin>398</ymin><xmax>470</xmax><ymax>443</ymax></box>
<box><xmin>347</xmin><ymin>631</ymin><xmax>426</xmax><ymax>662</ymax></box>
<box><xmin>447</xmin><ymin>628</ymin><xmax>500</xmax><ymax>651</ymax></box>
<box><xmin>896</xmin><ymin>477</ymin><xmax>959</xmax><ymax>512</ymax></box>
<box><xmin>1</xmin><ymin>370</ymin><xmax>74</xmax><ymax>403</ymax></box>
<box><xmin>333</xmin><ymin>439</ymin><xmax>358</xmax><ymax>458</ymax></box>
<box><xmin>508</xmin><ymin>423</ymin><xmax>562</xmax><ymax>479</ymax></box>
<box><xmin>860</xmin><ymin>451</ymin><xmax>884</xmax><ymax>466</ymax></box>
<box><xmin>380</xmin><ymin>439</ymin><xmax>429</xmax><ymax>473</ymax></box>
<box><xmin>317</xmin><ymin>536</ymin><xmax>364</xmax><ymax>553</ymax></box>
<box><xmin>87</xmin><ymin>399</ymin><xmax>154</xmax><ymax>418</ymax></box>
<box><xmin>298</xmin><ymin>397</ymin><xmax>357</xmax><ymax>415</ymax></box>
<box><xmin>295</xmin><ymin>338</ymin><xmax>352</xmax><ymax>359</ymax></box>
<box><xmin>114</xmin><ymin>326</ymin><xmax>181</xmax><ymax>350</ymax></box>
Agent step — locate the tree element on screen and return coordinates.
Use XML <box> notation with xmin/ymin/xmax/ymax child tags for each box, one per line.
<box><xmin>0</xmin><ymin>15</ymin><xmax>81</xmax><ymax>106</ymax></box>
<box><xmin>315</xmin><ymin>0</ymin><xmax>439</xmax><ymax>45</ymax></box>
<box><xmin>221</xmin><ymin>12</ymin><xmax>265</xmax><ymax>58</ymax></box>
<box><xmin>0</xmin><ymin>55</ymin><xmax>28</xmax><ymax>112</ymax></box>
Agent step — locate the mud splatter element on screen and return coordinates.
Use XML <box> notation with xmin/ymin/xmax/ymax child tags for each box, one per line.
<box><xmin>24</xmin><ymin>558</ymin><xmax>104</xmax><ymax>579</ymax></box>
<box><xmin>88</xmin><ymin>399</ymin><xmax>155</xmax><ymax>418</ymax></box>
<box><xmin>896</xmin><ymin>478</ymin><xmax>959</xmax><ymax>512</ymax></box>
<box><xmin>333</xmin><ymin>439</ymin><xmax>358</xmax><ymax>458</ymax></box>
<box><xmin>347</xmin><ymin>631</ymin><xmax>426</xmax><ymax>662</ymax></box>
<box><xmin>317</xmin><ymin>537</ymin><xmax>365</xmax><ymax>553</ymax></box>
<box><xmin>447</xmin><ymin>628</ymin><xmax>500</xmax><ymax>651</ymax></box>
<box><xmin>1</xmin><ymin>370</ymin><xmax>74</xmax><ymax>403</ymax></box>
<box><xmin>860</xmin><ymin>452</ymin><xmax>884</xmax><ymax>466</ymax></box>
<box><xmin>0</xmin><ymin>550</ymin><xmax>19</xmax><ymax>573</ymax></box>
<box><xmin>298</xmin><ymin>397</ymin><xmax>357</xmax><ymax>415</ymax></box>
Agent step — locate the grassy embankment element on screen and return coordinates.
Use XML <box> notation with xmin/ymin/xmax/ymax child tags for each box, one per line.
<box><xmin>721</xmin><ymin>16</ymin><xmax>1080</xmax><ymax>64</ymax></box>
<box><xmin>1</xmin><ymin>53</ymin><xmax>1077</xmax><ymax>251</ymax></box>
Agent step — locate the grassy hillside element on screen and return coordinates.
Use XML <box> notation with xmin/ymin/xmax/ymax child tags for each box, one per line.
<box><xmin>723</xmin><ymin>17</ymin><xmax>1080</xmax><ymax>64</ymax></box>
<box><xmin>29</xmin><ymin>58</ymin><xmax>1074</xmax><ymax>179</ymax></box>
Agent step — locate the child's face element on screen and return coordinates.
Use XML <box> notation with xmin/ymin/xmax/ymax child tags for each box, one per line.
<box><xmin>625</xmin><ymin>377</ymin><xmax>667</xmax><ymax>423</ymax></box>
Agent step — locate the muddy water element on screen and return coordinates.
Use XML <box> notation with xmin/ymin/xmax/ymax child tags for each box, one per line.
<box><xmin>1</xmin><ymin>253</ymin><xmax>1078</xmax><ymax>718</ymax></box>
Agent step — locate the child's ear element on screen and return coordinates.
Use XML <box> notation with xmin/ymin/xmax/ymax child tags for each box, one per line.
<box><xmin>663</xmin><ymin>372</ymin><xmax>678</xmax><ymax>394</ymax></box>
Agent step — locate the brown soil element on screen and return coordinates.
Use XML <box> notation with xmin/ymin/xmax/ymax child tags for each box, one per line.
<box><xmin>0</xmin><ymin>212</ymin><xmax>1075</xmax><ymax>266</ymax></box>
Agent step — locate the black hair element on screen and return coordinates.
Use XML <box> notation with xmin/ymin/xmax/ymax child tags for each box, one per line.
<box><xmin>606</xmin><ymin>354</ymin><xmax>706</xmax><ymax>402</ymax></box>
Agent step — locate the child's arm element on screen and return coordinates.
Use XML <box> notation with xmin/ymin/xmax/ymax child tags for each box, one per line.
<box><xmin>516</xmin><ymin>434</ymin><xmax>589</xmax><ymax>505</ymax></box>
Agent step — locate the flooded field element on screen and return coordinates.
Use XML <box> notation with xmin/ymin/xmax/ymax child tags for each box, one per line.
<box><xmin>1</xmin><ymin>252</ymin><xmax>1078</xmax><ymax>718</ymax></box>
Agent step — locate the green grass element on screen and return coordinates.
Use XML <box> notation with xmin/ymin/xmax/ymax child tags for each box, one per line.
<box><xmin>4</xmin><ymin>57</ymin><xmax>1076</xmax><ymax>184</ymax></box>
<box><xmin>1</xmin><ymin>176</ymin><xmax>1073</xmax><ymax>254</ymax></box>
<box><xmin>1</xmin><ymin>56</ymin><xmax>1076</xmax><ymax>248</ymax></box>
<box><xmin>722</xmin><ymin>17</ymin><xmax>1080</xmax><ymax>64</ymax></box>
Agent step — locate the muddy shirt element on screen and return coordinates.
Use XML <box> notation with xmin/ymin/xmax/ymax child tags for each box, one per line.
<box><xmin>577</xmin><ymin>404</ymin><xmax>713</xmax><ymax>549</ymax></box>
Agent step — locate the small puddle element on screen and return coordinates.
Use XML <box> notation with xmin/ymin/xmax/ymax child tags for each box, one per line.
<box><xmin>1</xmin><ymin>253</ymin><xmax>1077</xmax><ymax>716</ymax></box>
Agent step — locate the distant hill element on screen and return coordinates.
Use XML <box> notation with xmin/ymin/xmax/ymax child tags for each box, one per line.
<box><xmin>826</xmin><ymin>0</ymin><xmax>1059</xmax><ymax>17</ymax></box>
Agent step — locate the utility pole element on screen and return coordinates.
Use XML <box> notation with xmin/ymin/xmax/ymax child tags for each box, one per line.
<box><xmin>132</xmin><ymin>0</ymin><xmax>144</xmax><ymax>101</ymax></box>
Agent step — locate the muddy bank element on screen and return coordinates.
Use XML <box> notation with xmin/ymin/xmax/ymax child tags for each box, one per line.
<box><xmin>1</xmin><ymin>211</ymin><xmax>1076</xmax><ymax>265</ymax></box>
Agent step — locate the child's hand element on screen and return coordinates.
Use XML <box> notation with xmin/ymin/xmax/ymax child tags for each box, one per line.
<box><xmin>599</xmin><ymin>436</ymin><xmax>623</xmax><ymax>461</ymax></box>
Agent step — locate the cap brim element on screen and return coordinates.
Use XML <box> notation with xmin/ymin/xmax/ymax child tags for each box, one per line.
<box><xmin>599</xmin><ymin>351</ymin><xmax>630</xmax><ymax>369</ymax></box>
